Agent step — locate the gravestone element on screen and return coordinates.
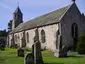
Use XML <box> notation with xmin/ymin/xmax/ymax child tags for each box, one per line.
<box><xmin>0</xmin><ymin>38</ymin><xmax>6</xmax><ymax>51</ymax></box>
<box><xmin>54</xmin><ymin>35</ymin><xmax>63</xmax><ymax>57</ymax></box>
<box><xmin>17</xmin><ymin>48</ymin><xmax>24</xmax><ymax>57</ymax></box>
<box><xmin>32</xmin><ymin>44</ymin><xmax>34</xmax><ymax>58</ymax></box>
<box><xmin>24</xmin><ymin>28</ymin><xmax>44</xmax><ymax>64</ymax></box>
<box><xmin>24</xmin><ymin>53</ymin><xmax>34</xmax><ymax>64</ymax></box>
<box><xmin>54</xmin><ymin>35</ymin><xmax>68</xmax><ymax>57</ymax></box>
<box><xmin>33</xmin><ymin>28</ymin><xmax>44</xmax><ymax>64</ymax></box>
<box><xmin>59</xmin><ymin>46</ymin><xmax>68</xmax><ymax>57</ymax></box>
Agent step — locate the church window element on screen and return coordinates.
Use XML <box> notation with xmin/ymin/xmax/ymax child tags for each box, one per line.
<box><xmin>26</xmin><ymin>32</ymin><xmax>29</xmax><ymax>43</ymax></box>
<box><xmin>41</xmin><ymin>30</ymin><xmax>46</xmax><ymax>43</ymax></box>
<box><xmin>56</xmin><ymin>29</ymin><xmax>60</xmax><ymax>39</ymax></box>
<box><xmin>15</xmin><ymin>35</ymin><xmax>18</xmax><ymax>42</ymax></box>
<box><xmin>71</xmin><ymin>23</ymin><xmax>78</xmax><ymax>38</ymax></box>
<box><xmin>56</xmin><ymin>29</ymin><xmax>60</xmax><ymax>49</ymax></box>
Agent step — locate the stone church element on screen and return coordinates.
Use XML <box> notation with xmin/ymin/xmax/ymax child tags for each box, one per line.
<box><xmin>8</xmin><ymin>1</ymin><xmax>85</xmax><ymax>52</ymax></box>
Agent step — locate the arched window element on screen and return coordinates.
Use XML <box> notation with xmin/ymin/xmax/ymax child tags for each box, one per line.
<box><xmin>41</xmin><ymin>30</ymin><xmax>46</xmax><ymax>43</ymax></box>
<box><xmin>26</xmin><ymin>32</ymin><xmax>29</xmax><ymax>43</ymax></box>
<box><xmin>56</xmin><ymin>29</ymin><xmax>60</xmax><ymax>39</ymax></box>
<box><xmin>56</xmin><ymin>29</ymin><xmax>60</xmax><ymax>49</ymax></box>
<box><xmin>15</xmin><ymin>35</ymin><xmax>17</xmax><ymax>42</ymax></box>
<box><xmin>71</xmin><ymin>23</ymin><xmax>78</xmax><ymax>38</ymax></box>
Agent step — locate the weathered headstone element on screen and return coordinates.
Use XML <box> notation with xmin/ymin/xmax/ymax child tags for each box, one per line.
<box><xmin>54</xmin><ymin>35</ymin><xmax>69</xmax><ymax>57</ymax></box>
<box><xmin>32</xmin><ymin>44</ymin><xmax>34</xmax><ymax>58</ymax></box>
<box><xmin>59</xmin><ymin>46</ymin><xmax>68</xmax><ymax>57</ymax></box>
<box><xmin>24</xmin><ymin>45</ymin><xmax>34</xmax><ymax>64</ymax></box>
<box><xmin>33</xmin><ymin>28</ymin><xmax>44</xmax><ymax>64</ymax></box>
<box><xmin>0</xmin><ymin>38</ymin><xmax>6</xmax><ymax>50</ymax></box>
<box><xmin>24</xmin><ymin>53</ymin><xmax>34</xmax><ymax>64</ymax></box>
<box><xmin>17</xmin><ymin>48</ymin><xmax>24</xmax><ymax>57</ymax></box>
<box><xmin>24</xmin><ymin>28</ymin><xmax>44</xmax><ymax>64</ymax></box>
<box><xmin>54</xmin><ymin>35</ymin><xmax>63</xmax><ymax>57</ymax></box>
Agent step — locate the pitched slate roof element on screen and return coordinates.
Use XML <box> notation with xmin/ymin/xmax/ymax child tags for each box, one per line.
<box><xmin>10</xmin><ymin>3</ymin><xmax>72</xmax><ymax>34</ymax></box>
<box><xmin>13</xmin><ymin>6</ymin><xmax>22</xmax><ymax>14</ymax></box>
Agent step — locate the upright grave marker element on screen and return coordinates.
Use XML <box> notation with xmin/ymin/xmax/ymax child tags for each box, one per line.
<box><xmin>24</xmin><ymin>28</ymin><xmax>44</xmax><ymax>64</ymax></box>
<box><xmin>34</xmin><ymin>28</ymin><xmax>43</xmax><ymax>64</ymax></box>
<box><xmin>17</xmin><ymin>48</ymin><xmax>24</xmax><ymax>57</ymax></box>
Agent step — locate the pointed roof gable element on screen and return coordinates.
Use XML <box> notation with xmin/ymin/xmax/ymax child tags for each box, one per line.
<box><xmin>13</xmin><ymin>6</ymin><xmax>22</xmax><ymax>14</ymax></box>
<box><xmin>10</xmin><ymin>3</ymin><xmax>75</xmax><ymax>34</ymax></box>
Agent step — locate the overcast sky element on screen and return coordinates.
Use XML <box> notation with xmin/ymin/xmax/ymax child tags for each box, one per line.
<box><xmin>0</xmin><ymin>0</ymin><xmax>85</xmax><ymax>30</ymax></box>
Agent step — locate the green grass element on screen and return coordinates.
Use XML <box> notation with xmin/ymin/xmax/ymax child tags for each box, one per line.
<box><xmin>0</xmin><ymin>48</ymin><xmax>85</xmax><ymax>64</ymax></box>
<box><xmin>0</xmin><ymin>48</ymin><xmax>24</xmax><ymax>64</ymax></box>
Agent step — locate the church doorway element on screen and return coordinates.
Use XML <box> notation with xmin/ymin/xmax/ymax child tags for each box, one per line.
<box><xmin>71</xmin><ymin>23</ymin><xmax>78</xmax><ymax>51</ymax></box>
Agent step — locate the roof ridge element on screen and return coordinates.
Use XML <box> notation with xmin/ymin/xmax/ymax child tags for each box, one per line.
<box><xmin>24</xmin><ymin>4</ymin><xmax>72</xmax><ymax>24</ymax></box>
<box><xmin>13</xmin><ymin>6</ymin><xmax>22</xmax><ymax>14</ymax></box>
<box><xmin>59</xmin><ymin>3</ymin><xmax>73</xmax><ymax>20</ymax></box>
<box><xmin>10</xmin><ymin>3</ymin><xmax>73</xmax><ymax>34</ymax></box>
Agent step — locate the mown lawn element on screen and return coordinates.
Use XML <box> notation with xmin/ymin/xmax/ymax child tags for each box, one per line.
<box><xmin>0</xmin><ymin>48</ymin><xmax>24</xmax><ymax>64</ymax></box>
<box><xmin>0</xmin><ymin>48</ymin><xmax>85</xmax><ymax>64</ymax></box>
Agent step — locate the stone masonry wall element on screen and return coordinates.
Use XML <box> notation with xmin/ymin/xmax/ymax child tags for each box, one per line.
<box><xmin>9</xmin><ymin>24</ymin><xmax>58</xmax><ymax>52</ymax></box>
<box><xmin>60</xmin><ymin>3</ymin><xmax>85</xmax><ymax>48</ymax></box>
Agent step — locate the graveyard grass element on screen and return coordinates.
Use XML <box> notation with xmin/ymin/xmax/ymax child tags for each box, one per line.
<box><xmin>0</xmin><ymin>48</ymin><xmax>85</xmax><ymax>64</ymax></box>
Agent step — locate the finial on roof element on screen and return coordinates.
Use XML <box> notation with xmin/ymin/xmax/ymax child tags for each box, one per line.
<box><xmin>72</xmin><ymin>0</ymin><xmax>75</xmax><ymax>3</ymax></box>
<box><xmin>17</xmin><ymin>0</ymin><xmax>19</xmax><ymax>7</ymax></box>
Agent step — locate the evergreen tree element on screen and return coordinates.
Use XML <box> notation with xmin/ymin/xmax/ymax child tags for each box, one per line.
<box><xmin>77</xmin><ymin>33</ymin><xmax>85</xmax><ymax>54</ymax></box>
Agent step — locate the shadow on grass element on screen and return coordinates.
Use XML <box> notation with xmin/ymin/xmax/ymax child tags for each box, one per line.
<box><xmin>44</xmin><ymin>63</ymin><xmax>64</xmax><ymax>64</ymax></box>
<box><xmin>68</xmin><ymin>55</ymin><xmax>83</xmax><ymax>58</ymax></box>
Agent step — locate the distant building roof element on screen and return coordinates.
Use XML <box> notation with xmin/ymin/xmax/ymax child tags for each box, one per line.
<box><xmin>10</xmin><ymin>3</ymin><xmax>73</xmax><ymax>34</ymax></box>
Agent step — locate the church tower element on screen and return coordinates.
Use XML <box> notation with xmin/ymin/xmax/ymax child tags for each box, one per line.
<box><xmin>12</xmin><ymin>6</ymin><xmax>23</xmax><ymax>30</ymax></box>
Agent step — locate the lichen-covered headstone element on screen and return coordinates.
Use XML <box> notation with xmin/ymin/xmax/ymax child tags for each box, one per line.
<box><xmin>24</xmin><ymin>53</ymin><xmax>34</xmax><ymax>64</ymax></box>
<box><xmin>33</xmin><ymin>28</ymin><xmax>44</xmax><ymax>64</ymax></box>
<box><xmin>54</xmin><ymin>35</ymin><xmax>68</xmax><ymax>57</ymax></box>
<box><xmin>0</xmin><ymin>38</ymin><xmax>6</xmax><ymax>50</ymax></box>
<box><xmin>54</xmin><ymin>35</ymin><xmax>63</xmax><ymax>57</ymax></box>
<box><xmin>17</xmin><ymin>48</ymin><xmax>24</xmax><ymax>57</ymax></box>
<box><xmin>24</xmin><ymin>28</ymin><xmax>44</xmax><ymax>64</ymax></box>
<box><xmin>32</xmin><ymin>44</ymin><xmax>34</xmax><ymax>58</ymax></box>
